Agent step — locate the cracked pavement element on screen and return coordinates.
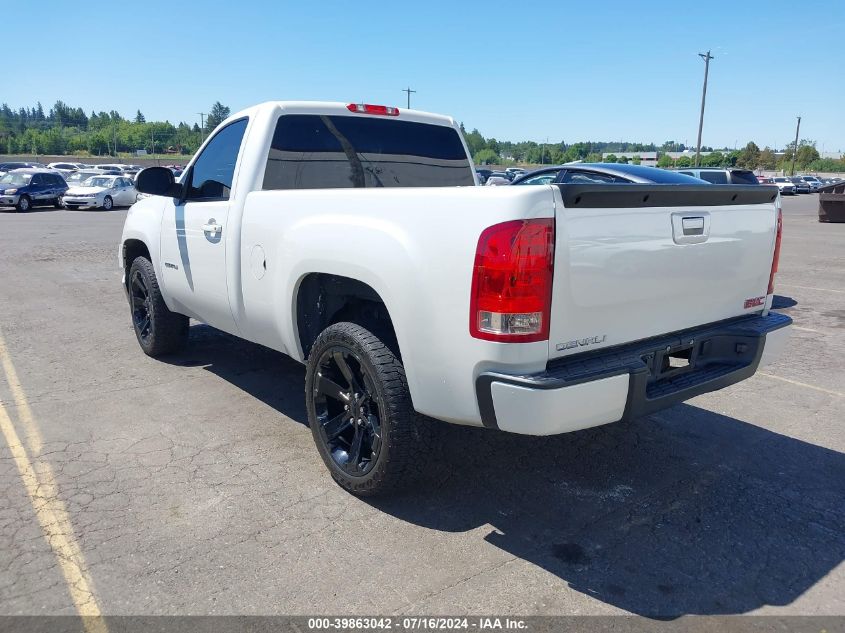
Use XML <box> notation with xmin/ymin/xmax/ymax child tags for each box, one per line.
<box><xmin>0</xmin><ymin>196</ymin><xmax>843</xmax><ymax>617</ymax></box>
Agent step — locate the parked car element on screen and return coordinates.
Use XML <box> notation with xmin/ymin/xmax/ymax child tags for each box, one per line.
<box><xmin>91</xmin><ymin>163</ymin><xmax>128</xmax><ymax>174</ymax></box>
<box><xmin>798</xmin><ymin>175</ymin><xmax>823</xmax><ymax>192</ymax></box>
<box><xmin>65</xmin><ymin>170</ymin><xmax>120</xmax><ymax>188</ymax></box>
<box><xmin>62</xmin><ymin>175</ymin><xmax>137</xmax><ymax>210</ymax></box>
<box><xmin>0</xmin><ymin>161</ymin><xmax>45</xmax><ymax>176</ymax></box>
<box><xmin>122</xmin><ymin>100</ymin><xmax>790</xmax><ymax>495</ymax></box>
<box><xmin>512</xmin><ymin>163</ymin><xmax>708</xmax><ymax>185</ymax></box>
<box><xmin>47</xmin><ymin>161</ymin><xmax>87</xmax><ymax>176</ymax></box>
<box><xmin>675</xmin><ymin>167</ymin><xmax>760</xmax><ymax>184</ymax></box>
<box><xmin>772</xmin><ymin>177</ymin><xmax>797</xmax><ymax>195</ymax></box>
<box><xmin>505</xmin><ymin>167</ymin><xmax>525</xmax><ymax>179</ymax></box>
<box><xmin>475</xmin><ymin>168</ymin><xmax>493</xmax><ymax>185</ymax></box>
<box><xmin>484</xmin><ymin>172</ymin><xmax>511</xmax><ymax>186</ymax></box>
<box><xmin>789</xmin><ymin>177</ymin><xmax>810</xmax><ymax>194</ymax></box>
<box><xmin>0</xmin><ymin>169</ymin><xmax>68</xmax><ymax>211</ymax></box>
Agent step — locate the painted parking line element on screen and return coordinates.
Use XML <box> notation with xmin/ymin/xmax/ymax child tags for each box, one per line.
<box><xmin>0</xmin><ymin>335</ymin><xmax>44</xmax><ymax>455</ymax></box>
<box><xmin>0</xmin><ymin>330</ymin><xmax>107</xmax><ymax>633</ymax></box>
<box><xmin>778</xmin><ymin>283</ymin><xmax>845</xmax><ymax>294</ymax></box>
<box><xmin>756</xmin><ymin>371</ymin><xmax>844</xmax><ymax>398</ymax></box>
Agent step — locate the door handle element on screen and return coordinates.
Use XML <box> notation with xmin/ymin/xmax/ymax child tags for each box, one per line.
<box><xmin>201</xmin><ymin>220</ymin><xmax>222</xmax><ymax>236</ymax></box>
<box><xmin>671</xmin><ymin>212</ymin><xmax>710</xmax><ymax>245</ymax></box>
<box><xmin>681</xmin><ymin>216</ymin><xmax>705</xmax><ymax>235</ymax></box>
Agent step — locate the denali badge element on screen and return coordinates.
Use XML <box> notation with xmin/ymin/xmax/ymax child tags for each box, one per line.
<box><xmin>556</xmin><ymin>335</ymin><xmax>607</xmax><ymax>351</ymax></box>
<box><xmin>744</xmin><ymin>296</ymin><xmax>765</xmax><ymax>309</ymax></box>
<box><xmin>164</xmin><ymin>262</ymin><xmax>179</xmax><ymax>270</ymax></box>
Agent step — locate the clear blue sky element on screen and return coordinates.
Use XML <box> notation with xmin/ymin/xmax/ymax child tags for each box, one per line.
<box><xmin>21</xmin><ymin>0</ymin><xmax>845</xmax><ymax>152</ymax></box>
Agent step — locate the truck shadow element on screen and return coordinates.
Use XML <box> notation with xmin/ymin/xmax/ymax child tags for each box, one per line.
<box><xmin>166</xmin><ymin>324</ymin><xmax>845</xmax><ymax>618</ymax></box>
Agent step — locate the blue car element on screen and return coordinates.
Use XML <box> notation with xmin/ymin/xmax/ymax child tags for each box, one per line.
<box><xmin>0</xmin><ymin>169</ymin><xmax>68</xmax><ymax>212</ymax></box>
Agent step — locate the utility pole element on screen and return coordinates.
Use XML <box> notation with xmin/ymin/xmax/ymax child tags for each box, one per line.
<box><xmin>402</xmin><ymin>87</ymin><xmax>416</xmax><ymax>109</ymax></box>
<box><xmin>198</xmin><ymin>112</ymin><xmax>207</xmax><ymax>145</ymax></box>
<box><xmin>790</xmin><ymin>116</ymin><xmax>801</xmax><ymax>176</ymax></box>
<box><xmin>694</xmin><ymin>50</ymin><xmax>714</xmax><ymax>167</ymax></box>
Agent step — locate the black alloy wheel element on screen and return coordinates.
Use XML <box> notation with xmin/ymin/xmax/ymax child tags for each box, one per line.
<box><xmin>130</xmin><ymin>268</ymin><xmax>153</xmax><ymax>345</ymax></box>
<box><xmin>313</xmin><ymin>345</ymin><xmax>383</xmax><ymax>476</ymax></box>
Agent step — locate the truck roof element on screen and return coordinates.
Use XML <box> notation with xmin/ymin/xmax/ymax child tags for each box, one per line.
<box><xmin>227</xmin><ymin>101</ymin><xmax>458</xmax><ymax>129</ymax></box>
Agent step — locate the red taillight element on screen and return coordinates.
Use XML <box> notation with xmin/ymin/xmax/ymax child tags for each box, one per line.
<box><xmin>470</xmin><ymin>219</ymin><xmax>555</xmax><ymax>343</ymax></box>
<box><xmin>767</xmin><ymin>208</ymin><xmax>783</xmax><ymax>295</ymax></box>
<box><xmin>346</xmin><ymin>103</ymin><xmax>400</xmax><ymax>116</ymax></box>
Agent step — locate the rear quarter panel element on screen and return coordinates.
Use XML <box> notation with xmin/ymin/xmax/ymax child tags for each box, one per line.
<box><xmin>238</xmin><ymin>186</ymin><xmax>557</xmax><ymax>425</ymax></box>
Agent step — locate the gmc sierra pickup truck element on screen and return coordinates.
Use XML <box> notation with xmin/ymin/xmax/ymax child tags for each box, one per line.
<box><xmin>121</xmin><ymin>101</ymin><xmax>791</xmax><ymax>495</ymax></box>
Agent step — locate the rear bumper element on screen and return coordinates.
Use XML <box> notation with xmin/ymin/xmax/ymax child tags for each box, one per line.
<box><xmin>476</xmin><ymin>312</ymin><xmax>792</xmax><ymax>435</ymax></box>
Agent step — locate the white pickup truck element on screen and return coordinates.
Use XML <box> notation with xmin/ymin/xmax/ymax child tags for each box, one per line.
<box><xmin>120</xmin><ymin>101</ymin><xmax>791</xmax><ymax>495</ymax></box>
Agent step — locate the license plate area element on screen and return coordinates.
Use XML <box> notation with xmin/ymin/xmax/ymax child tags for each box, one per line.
<box><xmin>645</xmin><ymin>342</ymin><xmax>698</xmax><ymax>381</ymax></box>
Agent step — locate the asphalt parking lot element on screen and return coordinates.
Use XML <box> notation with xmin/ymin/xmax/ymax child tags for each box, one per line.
<box><xmin>0</xmin><ymin>194</ymin><xmax>843</xmax><ymax>618</ymax></box>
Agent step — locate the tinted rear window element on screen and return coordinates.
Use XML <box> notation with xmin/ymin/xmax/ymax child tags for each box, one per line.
<box><xmin>263</xmin><ymin>114</ymin><xmax>474</xmax><ymax>190</ymax></box>
<box><xmin>729</xmin><ymin>170</ymin><xmax>759</xmax><ymax>184</ymax></box>
<box><xmin>699</xmin><ymin>171</ymin><xmax>728</xmax><ymax>184</ymax></box>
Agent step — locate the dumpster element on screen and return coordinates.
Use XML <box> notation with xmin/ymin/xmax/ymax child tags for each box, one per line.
<box><xmin>818</xmin><ymin>180</ymin><xmax>845</xmax><ymax>222</ymax></box>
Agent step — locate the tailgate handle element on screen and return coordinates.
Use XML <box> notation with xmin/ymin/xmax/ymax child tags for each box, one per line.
<box><xmin>682</xmin><ymin>217</ymin><xmax>705</xmax><ymax>235</ymax></box>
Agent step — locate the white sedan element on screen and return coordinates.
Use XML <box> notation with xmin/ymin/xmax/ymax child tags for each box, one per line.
<box><xmin>62</xmin><ymin>175</ymin><xmax>138</xmax><ymax>210</ymax></box>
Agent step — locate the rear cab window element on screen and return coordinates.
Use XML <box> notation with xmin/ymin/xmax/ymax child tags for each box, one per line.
<box><xmin>729</xmin><ymin>170</ymin><xmax>759</xmax><ymax>184</ymax></box>
<box><xmin>698</xmin><ymin>171</ymin><xmax>728</xmax><ymax>184</ymax></box>
<box><xmin>262</xmin><ymin>114</ymin><xmax>474</xmax><ymax>190</ymax></box>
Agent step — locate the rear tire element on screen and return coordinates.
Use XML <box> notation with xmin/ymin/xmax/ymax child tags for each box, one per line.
<box><xmin>53</xmin><ymin>198</ymin><xmax>62</xmax><ymax>209</ymax></box>
<box><xmin>128</xmin><ymin>256</ymin><xmax>189</xmax><ymax>357</ymax></box>
<box><xmin>16</xmin><ymin>195</ymin><xmax>31</xmax><ymax>212</ymax></box>
<box><xmin>305</xmin><ymin>322</ymin><xmax>433</xmax><ymax>496</ymax></box>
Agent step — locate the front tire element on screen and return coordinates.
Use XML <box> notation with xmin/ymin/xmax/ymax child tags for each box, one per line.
<box><xmin>128</xmin><ymin>256</ymin><xmax>188</xmax><ymax>357</ymax></box>
<box><xmin>16</xmin><ymin>195</ymin><xmax>31</xmax><ymax>212</ymax></box>
<box><xmin>102</xmin><ymin>195</ymin><xmax>113</xmax><ymax>211</ymax></box>
<box><xmin>305</xmin><ymin>322</ymin><xmax>432</xmax><ymax>496</ymax></box>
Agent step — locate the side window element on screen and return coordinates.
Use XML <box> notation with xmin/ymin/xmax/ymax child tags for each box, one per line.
<box><xmin>30</xmin><ymin>174</ymin><xmax>43</xmax><ymax>186</ymax></box>
<box><xmin>699</xmin><ymin>171</ymin><xmax>728</xmax><ymax>184</ymax></box>
<box><xmin>678</xmin><ymin>171</ymin><xmax>694</xmax><ymax>177</ymax></box>
<box><xmin>186</xmin><ymin>118</ymin><xmax>248</xmax><ymax>201</ymax></box>
<box><xmin>516</xmin><ymin>171</ymin><xmax>560</xmax><ymax>185</ymax></box>
<box><xmin>560</xmin><ymin>170</ymin><xmax>617</xmax><ymax>184</ymax></box>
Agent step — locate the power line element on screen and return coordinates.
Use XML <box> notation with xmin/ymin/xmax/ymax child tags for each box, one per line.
<box><xmin>694</xmin><ymin>50</ymin><xmax>714</xmax><ymax>168</ymax></box>
<box><xmin>402</xmin><ymin>87</ymin><xmax>416</xmax><ymax>109</ymax></box>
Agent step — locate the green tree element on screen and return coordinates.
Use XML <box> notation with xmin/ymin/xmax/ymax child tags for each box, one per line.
<box><xmin>657</xmin><ymin>153</ymin><xmax>673</xmax><ymax>168</ymax></box>
<box><xmin>205</xmin><ymin>101</ymin><xmax>231</xmax><ymax>132</ymax></box>
<box><xmin>737</xmin><ymin>141</ymin><xmax>760</xmax><ymax>169</ymax></box>
<box><xmin>463</xmin><ymin>128</ymin><xmax>486</xmax><ymax>157</ymax></box>
<box><xmin>604</xmin><ymin>154</ymin><xmax>618</xmax><ymax>163</ymax></box>
<box><xmin>585</xmin><ymin>152</ymin><xmax>602</xmax><ymax>163</ymax></box>
<box><xmin>797</xmin><ymin>143</ymin><xmax>820</xmax><ymax>168</ymax></box>
<box><xmin>631</xmin><ymin>155</ymin><xmax>642</xmax><ymax>165</ymax></box>
<box><xmin>701</xmin><ymin>152</ymin><xmax>725</xmax><ymax>167</ymax></box>
<box><xmin>135</xmin><ymin>110</ymin><xmax>146</xmax><ymax>123</ymax></box>
<box><xmin>676</xmin><ymin>155</ymin><xmax>692</xmax><ymax>168</ymax></box>
<box><xmin>759</xmin><ymin>147</ymin><xmax>776</xmax><ymax>170</ymax></box>
<box><xmin>473</xmin><ymin>148</ymin><xmax>499</xmax><ymax>165</ymax></box>
<box><xmin>617</xmin><ymin>155</ymin><xmax>629</xmax><ymax>164</ymax></box>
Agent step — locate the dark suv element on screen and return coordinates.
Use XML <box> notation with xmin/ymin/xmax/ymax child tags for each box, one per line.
<box><xmin>675</xmin><ymin>167</ymin><xmax>760</xmax><ymax>184</ymax></box>
<box><xmin>0</xmin><ymin>169</ymin><xmax>68</xmax><ymax>212</ymax></box>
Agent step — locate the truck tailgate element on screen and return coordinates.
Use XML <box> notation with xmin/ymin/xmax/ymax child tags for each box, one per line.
<box><xmin>548</xmin><ymin>184</ymin><xmax>780</xmax><ymax>360</ymax></box>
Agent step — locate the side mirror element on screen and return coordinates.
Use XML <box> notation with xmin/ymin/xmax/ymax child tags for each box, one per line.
<box><xmin>135</xmin><ymin>167</ymin><xmax>183</xmax><ymax>198</ymax></box>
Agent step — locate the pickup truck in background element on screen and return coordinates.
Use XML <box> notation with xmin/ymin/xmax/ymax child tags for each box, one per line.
<box><xmin>120</xmin><ymin>101</ymin><xmax>791</xmax><ymax>495</ymax></box>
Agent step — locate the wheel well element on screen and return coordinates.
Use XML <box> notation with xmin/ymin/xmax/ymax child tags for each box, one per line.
<box><xmin>296</xmin><ymin>273</ymin><xmax>398</xmax><ymax>360</ymax></box>
<box><xmin>123</xmin><ymin>239</ymin><xmax>150</xmax><ymax>283</ymax></box>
